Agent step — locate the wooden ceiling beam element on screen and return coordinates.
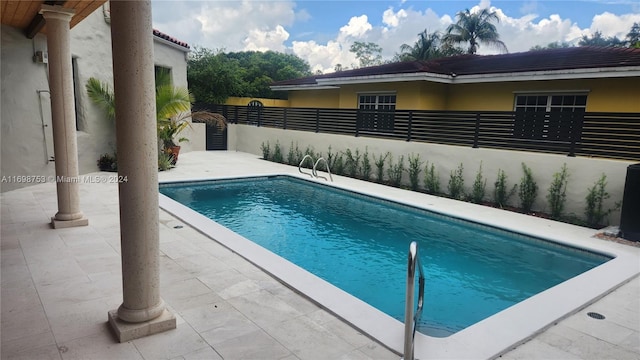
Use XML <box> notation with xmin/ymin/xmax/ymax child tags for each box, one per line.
<box><xmin>24</xmin><ymin>1</ymin><xmax>67</xmax><ymax>39</ymax></box>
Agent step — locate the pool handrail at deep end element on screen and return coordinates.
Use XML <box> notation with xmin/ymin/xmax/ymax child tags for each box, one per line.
<box><xmin>403</xmin><ymin>241</ymin><xmax>426</xmax><ymax>360</ymax></box>
<box><xmin>299</xmin><ymin>155</ymin><xmax>314</xmax><ymax>178</ymax></box>
<box><xmin>313</xmin><ymin>157</ymin><xmax>333</xmax><ymax>182</ymax></box>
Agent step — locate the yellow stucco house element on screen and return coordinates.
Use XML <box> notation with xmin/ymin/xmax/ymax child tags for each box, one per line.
<box><xmin>270</xmin><ymin>47</ymin><xmax>639</xmax><ymax>113</ymax></box>
<box><xmin>224</xmin><ymin>46</ymin><xmax>638</xmax><ymax>161</ymax></box>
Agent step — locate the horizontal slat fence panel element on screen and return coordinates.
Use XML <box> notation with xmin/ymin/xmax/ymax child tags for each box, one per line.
<box><xmin>576</xmin><ymin>113</ymin><xmax>640</xmax><ymax>160</ymax></box>
<box><xmin>196</xmin><ymin>103</ymin><xmax>640</xmax><ymax>161</ymax></box>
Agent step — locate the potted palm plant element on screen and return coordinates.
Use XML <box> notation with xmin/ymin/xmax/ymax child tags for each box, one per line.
<box><xmin>87</xmin><ymin>73</ymin><xmax>226</xmax><ymax>167</ymax></box>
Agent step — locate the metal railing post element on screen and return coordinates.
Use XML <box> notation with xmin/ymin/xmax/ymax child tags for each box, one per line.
<box><xmin>407</xmin><ymin>111</ymin><xmax>413</xmax><ymax>142</ymax></box>
<box><xmin>403</xmin><ymin>241</ymin><xmax>425</xmax><ymax>360</ymax></box>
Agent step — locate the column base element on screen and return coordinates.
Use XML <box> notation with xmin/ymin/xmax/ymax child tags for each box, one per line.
<box><xmin>51</xmin><ymin>217</ymin><xmax>89</xmax><ymax>229</ymax></box>
<box><xmin>108</xmin><ymin>308</ymin><xmax>176</xmax><ymax>343</ymax></box>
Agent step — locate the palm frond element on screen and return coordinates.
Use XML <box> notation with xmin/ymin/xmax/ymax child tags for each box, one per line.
<box><xmin>190</xmin><ymin>111</ymin><xmax>227</xmax><ymax>131</ymax></box>
<box><xmin>156</xmin><ymin>84</ymin><xmax>193</xmax><ymax>121</ymax></box>
<box><xmin>85</xmin><ymin>77</ymin><xmax>115</xmax><ymax>122</ymax></box>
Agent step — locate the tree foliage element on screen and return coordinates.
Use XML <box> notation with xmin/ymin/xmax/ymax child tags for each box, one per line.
<box><xmin>443</xmin><ymin>8</ymin><xmax>507</xmax><ymax>54</ymax></box>
<box><xmin>396</xmin><ymin>29</ymin><xmax>463</xmax><ymax>61</ymax></box>
<box><xmin>187</xmin><ymin>47</ymin><xmax>311</xmax><ymax>104</ymax></box>
<box><xmin>530</xmin><ymin>41</ymin><xmax>572</xmax><ymax>51</ymax></box>
<box><xmin>578</xmin><ymin>31</ymin><xmax>625</xmax><ymax>47</ymax></box>
<box><xmin>578</xmin><ymin>23</ymin><xmax>640</xmax><ymax>48</ymax></box>
<box><xmin>625</xmin><ymin>22</ymin><xmax>640</xmax><ymax>48</ymax></box>
<box><xmin>349</xmin><ymin>41</ymin><xmax>384</xmax><ymax>67</ymax></box>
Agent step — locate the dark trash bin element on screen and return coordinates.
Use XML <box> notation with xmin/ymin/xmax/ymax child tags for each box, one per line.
<box><xmin>619</xmin><ymin>163</ymin><xmax>640</xmax><ymax>242</ymax></box>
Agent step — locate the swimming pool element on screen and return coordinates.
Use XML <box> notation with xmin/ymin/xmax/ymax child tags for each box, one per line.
<box><xmin>160</xmin><ymin>175</ymin><xmax>609</xmax><ymax>337</ymax></box>
<box><xmin>158</xmin><ymin>171</ymin><xmax>638</xmax><ymax>359</ymax></box>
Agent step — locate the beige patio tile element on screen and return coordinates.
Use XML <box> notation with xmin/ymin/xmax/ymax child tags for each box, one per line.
<box><xmin>132</xmin><ymin>323</ymin><xmax>208</xmax><ymax>360</ymax></box>
<box><xmin>0</xmin><ymin>343</ymin><xmax>62</xmax><ymax>360</ymax></box>
<box><xmin>1</xmin><ymin>330</ymin><xmax>57</xmax><ymax>359</ymax></box>
<box><xmin>499</xmin><ymin>338</ymin><xmax>581</xmax><ymax>359</ymax></box>
<box><xmin>263</xmin><ymin>315</ymin><xmax>357</xmax><ymax>360</ymax></box>
<box><xmin>212</xmin><ymin>330</ymin><xmax>292</xmax><ymax>360</ymax></box>
<box><xmin>538</xmin><ymin>324</ymin><xmax>639</xmax><ymax>359</ymax></box>
<box><xmin>46</xmin><ymin>300</ymin><xmax>113</xmax><ymax>343</ymax></box>
<box><xmin>226</xmin><ymin>289</ymin><xmax>303</xmax><ymax>328</ymax></box>
<box><xmin>181</xmin><ymin>301</ymin><xmax>253</xmax><ymax>335</ymax></box>
<box><xmin>57</xmin><ymin>332</ymin><xmax>143</xmax><ymax>360</ymax></box>
<box><xmin>1</xmin><ymin>305</ymin><xmax>51</xmax><ymax>343</ymax></box>
<box><xmin>173</xmin><ymin>345</ymin><xmax>223</xmax><ymax>360</ymax></box>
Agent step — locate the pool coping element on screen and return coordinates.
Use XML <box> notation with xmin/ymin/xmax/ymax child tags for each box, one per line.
<box><xmin>159</xmin><ymin>172</ymin><xmax>640</xmax><ymax>360</ymax></box>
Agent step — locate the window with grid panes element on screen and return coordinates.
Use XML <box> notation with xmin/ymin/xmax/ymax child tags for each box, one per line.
<box><xmin>358</xmin><ymin>94</ymin><xmax>396</xmax><ymax>132</ymax></box>
<box><xmin>513</xmin><ymin>94</ymin><xmax>587</xmax><ymax>141</ymax></box>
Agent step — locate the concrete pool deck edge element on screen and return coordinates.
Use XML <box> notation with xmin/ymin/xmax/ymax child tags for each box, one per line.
<box><xmin>158</xmin><ymin>168</ymin><xmax>640</xmax><ymax>360</ymax></box>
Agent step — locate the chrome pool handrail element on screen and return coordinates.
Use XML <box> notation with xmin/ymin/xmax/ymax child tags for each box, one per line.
<box><xmin>312</xmin><ymin>157</ymin><xmax>333</xmax><ymax>182</ymax></box>
<box><xmin>403</xmin><ymin>241</ymin><xmax>425</xmax><ymax>360</ymax></box>
<box><xmin>298</xmin><ymin>155</ymin><xmax>314</xmax><ymax>178</ymax></box>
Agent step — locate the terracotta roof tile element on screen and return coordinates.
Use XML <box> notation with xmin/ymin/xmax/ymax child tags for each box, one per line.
<box><xmin>153</xmin><ymin>29</ymin><xmax>190</xmax><ymax>50</ymax></box>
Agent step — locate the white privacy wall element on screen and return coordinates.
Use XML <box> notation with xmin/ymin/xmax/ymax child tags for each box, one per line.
<box><xmin>228</xmin><ymin>124</ymin><xmax>633</xmax><ymax>225</ymax></box>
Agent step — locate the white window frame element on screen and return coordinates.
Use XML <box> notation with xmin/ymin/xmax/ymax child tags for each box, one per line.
<box><xmin>357</xmin><ymin>93</ymin><xmax>397</xmax><ymax>133</ymax></box>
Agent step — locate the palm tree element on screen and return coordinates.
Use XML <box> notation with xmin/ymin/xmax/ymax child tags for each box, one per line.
<box><xmin>397</xmin><ymin>29</ymin><xmax>465</xmax><ymax>61</ymax></box>
<box><xmin>443</xmin><ymin>8</ymin><xmax>507</xmax><ymax>54</ymax></box>
<box><xmin>398</xmin><ymin>30</ymin><xmax>445</xmax><ymax>61</ymax></box>
<box><xmin>86</xmin><ymin>74</ymin><xmax>226</xmax><ymax>165</ymax></box>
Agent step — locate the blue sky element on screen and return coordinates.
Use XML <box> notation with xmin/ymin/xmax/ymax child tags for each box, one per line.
<box><xmin>151</xmin><ymin>0</ymin><xmax>640</xmax><ymax>72</ymax></box>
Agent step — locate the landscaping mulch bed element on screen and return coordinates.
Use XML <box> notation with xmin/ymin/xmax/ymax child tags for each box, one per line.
<box><xmin>593</xmin><ymin>229</ymin><xmax>640</xmax><ymax>248</ymax></box>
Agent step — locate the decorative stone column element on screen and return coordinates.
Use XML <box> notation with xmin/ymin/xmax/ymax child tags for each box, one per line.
<box><xmin>106</xmin><ymin>0</ymin><xmax>176</xmax><ymax>342</ymax></box>
<box><xmin>40</xmin><ymin>5</ymin><xmax>88</xmax><ymax>229</ymax></box>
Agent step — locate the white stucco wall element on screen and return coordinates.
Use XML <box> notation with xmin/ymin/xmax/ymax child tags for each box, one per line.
<box><xmin>1</xmin><ymin>5</ymin><xmax>201</xmax><ymax>192</ymax></box>
<box><xmin>153</xmin><ymin>38</ymin><xmax>205</xmax><ymax>153</ymax></box>
<box><xmin>1</xmin><ymin>26</ymin><xmax>57</xmax><ymax>192</ymax></box>
<box><xmin>228</xmin><ymin>124</ymin><xmax>632</xmax><ymax>225</ymax></box>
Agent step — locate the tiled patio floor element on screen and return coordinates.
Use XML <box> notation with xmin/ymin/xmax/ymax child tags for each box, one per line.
<box><xmin>1</xmin><ymin>151</ymin><xmax>638</xmax><ymax>359</ymax></box>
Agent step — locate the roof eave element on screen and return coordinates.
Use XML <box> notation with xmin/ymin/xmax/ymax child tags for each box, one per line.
<box><xmin>153</xmin><ymin>36</ymin><xmax>190</xmax><ymax>53</ymax></box>
<box><xmin>316</xmin><ymin>72</ymin><xmax>453</xmax><ymax>86</ymax></box>
<box><xmin>453</xmin><ymin>66</ymin><xmax>640</xmax><ymax>83</ymax></box>
<box><xmin>270</xmin><ymin>84</ymin><xmax>340</xmax><ymax>91</ymax></box>
<box><xmin>273</xmin><ymin>66</ymin><xmax>640</xmax><ymax>90</ymax></box>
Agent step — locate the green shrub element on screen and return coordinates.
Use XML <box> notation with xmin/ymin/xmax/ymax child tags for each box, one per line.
<box><xmin>407</xmin><ymin>153</ymin><xmax>423</xmax><ymax>191</ymax></box>
<box><xmin>97</xmin><ymin>152</ymin><xmax>117</xmax><ymax>171</ymax></box>
<box><xmin>260</xmin><ymin>141</ymin><xmax>270</xmax><ymax>160</ymax></box>
<box><xmin>333</xmin><ymin>153</ymin><xmax>345</xmax><ymax>175</ymax></box>
<box><xmin>470</xmin><ymin>162</ymin><xmax>486</xmax><ymax>204</ymax></box>
<box><xmin>493</xmin><ymin>169</ymin><xmax>516</xmax><ymax>208</ymax></box>
<box><xmin>158</xmin><ymin>151</ymin><xmax>173</xmax><ymax>171</ymax></box>
<box><xmin>375</xmin><ymin>152</ymin><xmax>390</xmax><ymax>183</ymax></box>
<box><xmin>518</xmin><ymin>163</ymin><xmax>538</xmax><ymax>213</ymax></box>
<box><xmin>326</xmin><ymin>146</ymin><xmax>335</xmax><ymax>169</ymax></box>
<box><xmin>447</xmin><ymin>163</ymin><xmax>465</xmax><ymax>200</ymax></box>
<box><xmin>584</xmin><ymin>174</ymin><xmax>619</xmax><ymax>228</ymax></box>
<box><xmin>423</xmin><ymin>162</ymin><xmax>440</xmax><ymax>195</ymax></box>
<box><xmin>361</xmin><ymin>147</ymin><xmax>372</xmax><ymax>181</ymax></box>
<box><xmin>546</xmin><ymin>164</ymin><xmax>569</xmax><ymax>219</ymax></box>
<box><xmin>272</xmin><ymin>141</ymin><xmax>284</xmax><ymax>163</ymax></box>
<box><xmin>304</xmin><ymin>145</ymin><xmax>316</xmax><ymax>158</ymax></box>
<box><xmin>287</xmin><ymin>141</ymin><xmax>296</xmax><ymax>165</ymax></box>
<box><xmin>387</xmin><ymin>155</ymin><xmax>405</xmax><ymax>187</ymax></box>
<box><xmin>344</xmin><ymin>148</ymin><xmax>361</xmax><ymax>178</ymax></box>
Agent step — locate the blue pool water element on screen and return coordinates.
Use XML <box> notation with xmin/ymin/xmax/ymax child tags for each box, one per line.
<box><xmin>160</xmin><ymin>176</ymin><xmax>610</xmax><ymax>337</ymax></box>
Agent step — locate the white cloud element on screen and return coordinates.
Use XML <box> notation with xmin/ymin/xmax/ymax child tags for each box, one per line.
<box><xmin>151</xmin><ymin>0</ymin><xmax>640</xmax><ymax>75</ymax></box>
<box><xmin>244</xmin><ymin>25</ymin><xmax>290</xmax><ymax>52</ymax></box>
<box><xmin>154</xmin><ymin>0</ymin><xmax>297</xmax><ymax>51</ymax></box>
<box><xmin>590</xmin><ymin>12</ymin><xmax>640</xmax><ymax>38</ymax></box>
<box><xmin>291</xmin><ymin>40</ymin><xmax>355</xmax><ymax>73</ymax></box>
<box><xmin>339</xmin><ymin>15</ymin><xmax>372</xmax><ymax>39</ymax></box>
<box><xmin>382</xmin><ymin>8</ymin><xmax>408</xmax><ymax>28</ymax></box>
